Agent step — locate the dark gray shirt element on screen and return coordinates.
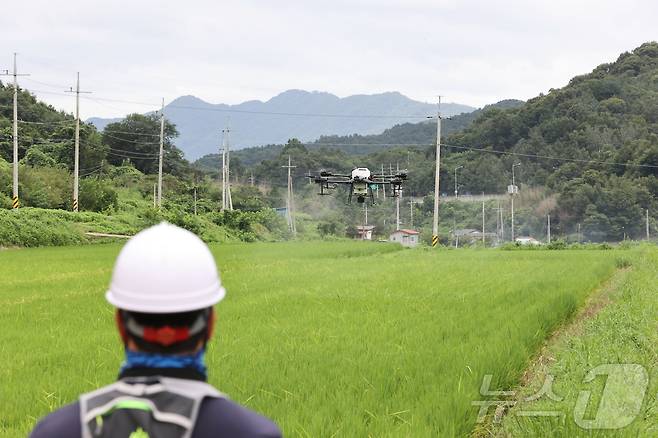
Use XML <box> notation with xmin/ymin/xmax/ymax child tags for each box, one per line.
<box><xmin>29</xmin><ymin>368</ymin><xmax>281</xmax><ymax>438</ymax></box>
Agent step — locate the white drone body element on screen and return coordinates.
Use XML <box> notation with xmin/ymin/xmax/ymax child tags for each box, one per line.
<box><xmin>308</xmin><ymin>167</ymin><xmax>407</xmax><ymax>205</ymax></box>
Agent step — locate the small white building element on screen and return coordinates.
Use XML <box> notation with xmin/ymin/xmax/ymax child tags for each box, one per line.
<box><xmin>389</xmin><ymin>229</ymin><xmax>420</xmax><ymax>247</ymax></box>
<box><xmin>356</xmin><ymin>225</ymin><xmax>375</xmax><ymax>240</ymax></box>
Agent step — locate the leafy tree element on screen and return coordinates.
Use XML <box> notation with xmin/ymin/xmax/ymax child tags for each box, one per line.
<box><xmin>102</xmin><ymin>114</ymin><xmax>188</xmax><ymax>176</ymax></box>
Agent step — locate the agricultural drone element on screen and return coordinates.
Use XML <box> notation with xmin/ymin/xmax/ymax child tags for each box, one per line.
<box><xmin>306</xmin><ymin>167</ymin><xmax>407</xmax><ymax>204</ymax></box>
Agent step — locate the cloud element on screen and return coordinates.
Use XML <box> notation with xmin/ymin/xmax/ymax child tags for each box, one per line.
<box><xmin>1</xmin><ymin>0</ymin><xmax>655</xmax><ymax>118</ymax></box>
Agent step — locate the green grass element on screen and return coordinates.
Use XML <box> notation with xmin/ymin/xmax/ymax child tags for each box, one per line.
<box><xmin>0</xmin><ymin>242</ymin><xmax>638</xmax><ymax>437</ymax></box>
<box><xmin>499</xmin><ymin>246</ymin><xmax>658</xmax><ymax>437</ymax></box>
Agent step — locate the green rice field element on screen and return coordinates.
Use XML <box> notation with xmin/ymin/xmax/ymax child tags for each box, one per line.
<box><xmin>0</xmin><ymin>242</ymin><xmax>650</xmax><ymax>437</ymax></box>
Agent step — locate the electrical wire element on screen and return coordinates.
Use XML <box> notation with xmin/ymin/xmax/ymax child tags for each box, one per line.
<box><xmin>442</xmin><ymin>143</ymin><xmax>658</xmax><ymax>169</ymax></box>
<box><xmin>17</xmin><ymin>119</ymin><xmax>75</xmax><ymax>126</ymax></box>
<box><xmin>289</xmin><ymin>141</ymin><xmax>658</xmax><ymax>170</ymax></box>
<box><xmin>105</xmin><ymin>150</ymin><xmax>159</xmax><ymax>161</ymax></box>
<box><xmin>107</xmin><ymin>146</ymin><xmax>159</xmax><ymax>157</ymax></box>
<box><xmin>102</xmin><ymin>132</ymin><xmax>160</xmax><ymax>145</ymax></box>
<box><xmin>100</xmin><ymin>129</ymin><xmax>161</xmax><ymax>137</ymax></box>
<box><xmin>7</xmin><ymin>86</ymin><xmax>656</xmax><ymax>170</ymax></box>
<box><xmin>79</xmin><ymin>167</ymin><xmax>103</xmax><ymax>178</ymax></box>
<box><xmin>23</xmin><ymin>77</ymin><xmax>71</xmax><ymax>90</ymax></box>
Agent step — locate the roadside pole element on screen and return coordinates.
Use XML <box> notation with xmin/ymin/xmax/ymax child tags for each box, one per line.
<box><xmin>431</xmin><ymin>97</ymin><xmax>442</xmax><ymax>248</ymax></box>
<box><xmin>66</xmin><ymin>73</ymin><xmax>91</xmax><ymax>212</ymax></box>
<box><xmin>1</xmin><ymin>54</ymin><xmax>29</xmax><ymax>209</ymax></box>
<box><xmin>482</xmin><ymin>199</ymin><xmax>485</xmax><ymax>246</ymax></box>
<box><xmin>157</xmin><ymin>98</ymin><xmax>164</xmax><ymax>208</ymax></box>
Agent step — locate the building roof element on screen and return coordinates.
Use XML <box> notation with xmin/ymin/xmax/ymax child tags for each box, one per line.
<box><xmin>357</xmin><ymin>225</ymin><xmax>375</xmax><ymax>231</ymax></box>
<box><xmin>391</xmin><ymin>229</ymin><xmax>419</xmax><ymax>235</ymax></box>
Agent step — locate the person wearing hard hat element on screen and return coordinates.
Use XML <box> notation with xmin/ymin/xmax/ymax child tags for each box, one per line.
<box><xmin>30</xmin><ymin>223</ymin><xmax>282</xmax><ymax>438</ymax></box>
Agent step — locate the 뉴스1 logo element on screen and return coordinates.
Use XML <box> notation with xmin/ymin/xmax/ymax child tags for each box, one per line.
<box><xmin>472</xmin><ymin>363</ymin><xmax>649</xmax><ymax>430</ymax></box>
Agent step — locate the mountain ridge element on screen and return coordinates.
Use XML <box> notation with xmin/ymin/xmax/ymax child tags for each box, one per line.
<box><xmin>88</xmin><ymin>90</ymin><xmax>475</xmax><ymax>160</ymax></box>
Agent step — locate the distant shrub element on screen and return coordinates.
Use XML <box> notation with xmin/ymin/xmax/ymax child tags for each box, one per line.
<box><xmin>79</xmin><ymin>178</ymin><xmax>119</xmax><ymax>212</ymax></box>
<box><xmin>19</xmin><ymin>166</ymin><xmax>71</xmax><ymax>209</ymax></box>
<box><xmin>0</xmin><ymin>208</ymin><xmax>87</xmax><ymax>247</ymax></box>
<box><xmin>546</xmin><ymin>239</ymin><xmax>568</xmax><ymax>250</ymax></box>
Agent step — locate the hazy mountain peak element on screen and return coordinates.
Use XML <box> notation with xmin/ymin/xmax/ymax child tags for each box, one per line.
<box><xmin>89</xmin><ymin>90</ymin><xmax>475</xmax><ymax>160</ymax></box>
<box><xmin>170</xmin><ymin>95</ymin><xmax>213</xmax><ymax>107</ymax></box>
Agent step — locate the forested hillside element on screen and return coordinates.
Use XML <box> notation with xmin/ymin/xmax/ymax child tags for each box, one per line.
<box><xmin>442</xmin><ymin>41</ymin><xmax>658</xmax><ymax>240</ymax></box>
<box><xmin>220</xmin><ymin>42</ymin><xmax>658</xmax><ymax>241</ymax></box>
<box><xmin>0</xmin><ymin>85</ymin><xmax>290</xmax><ymax>245</ymax></box>
<box><xmin>1</xmin><ymin>42</ymin><xmax>657</xmax><ymax>245</ymax></box>
<box><xmin>195</xmin><ymin>99</ymin><xmax>523</xmax><ymax>170</ymax></box>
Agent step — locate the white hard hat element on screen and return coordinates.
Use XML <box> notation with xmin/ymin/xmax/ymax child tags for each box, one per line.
<box><xmin>106</xmin><ymin>222</ymin><xmax>226</xmax><ymax>313</ymax></box>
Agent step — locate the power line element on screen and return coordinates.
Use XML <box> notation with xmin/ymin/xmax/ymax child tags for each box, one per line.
<box><xmin>105</xmin><ymin>150</ymin><xmax>159</xmax><ymax>160</ymax></box>
<box><xmin>300</xmin><ymin>141</ymin><xmax>658</xmax><ymax>170</ymax></box>
<box><xmin>79</xmin><ymin>165</ymin><xmax>103</xmax><ymax>177</ymax></box>
<box><xmin>102</xmin><ymin>132</ymin><xmax>160</xmax><ymax>145</ymax></box>
<box><xmin>100</xmin><ymin>129</ymin><xmax>160</xmax><ymax>137</ymax></box>
<box><xmin>23</xmin><ymin>77</ymin><xmax>70</xmax><ymax>90</ymax></box>
<box><xmin>107</xmin><ymin>147</ymin><xmax>159</xmax><ymax>157</ymax></box>
<box><xmin>442</xmin><ymin>143</ymin><xmax>658</xmax><ymax>169</ymax></box>
<box><xmin>17</xmin><ymin>119</ymin><xmax>75</xmax><ymax>125</ymax></box>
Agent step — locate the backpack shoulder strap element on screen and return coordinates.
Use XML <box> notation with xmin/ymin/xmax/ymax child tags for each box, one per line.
<box><xmin>79</xmin><ymin>377</ymin><xmax>224</xmax><ymax>438</ymax></box>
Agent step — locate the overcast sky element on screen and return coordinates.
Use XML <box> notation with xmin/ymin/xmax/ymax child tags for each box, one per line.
<box><xmin>2</xmin><ymin>0</ymin><xmax>656</xmax><ymax>119</ymax></box>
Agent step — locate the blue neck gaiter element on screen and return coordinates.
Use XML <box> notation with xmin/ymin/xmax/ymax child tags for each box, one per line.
<box><xmin>120</xmin><ymin>348</ymin><xmax>207</xmax><ymax>378</ymax></box>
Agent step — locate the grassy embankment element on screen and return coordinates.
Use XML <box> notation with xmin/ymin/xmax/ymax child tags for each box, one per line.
<box><xmin>1</xmin><ymin>242</ymin><xmax>648</xmax><ymax>437</ymax></box>
<box><xmin>496</xmin><ymin>246</ymin><xmax>657</xmax><ymax>437</ymax></box>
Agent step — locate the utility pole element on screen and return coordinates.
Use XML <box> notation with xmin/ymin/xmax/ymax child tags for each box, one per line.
<box><xmin>282</xmin><ymin>155</ymin><xmax>297</xmax><ymax>235</ymax></box>
<box><xmin>495</xmin><ymin>200</ymin><xmax>501</xmax><ymax>243</ymax></box>
<box><xmin>66</xmin><ymin>73</ymin><xmax>91</xmax><ymax>212</ymax></box>
<box><xmin>381</xmin><ymin>164</ymin><xmax>386</xmax><ymax>198</ymax></box>
<box><xmin>220</xmin><ymin>132</ymin><xmax>226</xmax><ymax>211</ymax></box>
<box><xmin>157</xmin><ymin>98</ymin><xmax>165</xmax><ymax>208</ymax></box>
<box><xmin>220</xmin><ymin>126</ymin><xmax>233</xmax><ymax>211</ymax></box>
<box><xmin>226</xmin><ymin>127</ymin><xmax>233</xmax><ymax>210</ymax></box>
<box><xmin>578</xmin><ymin>223</ymin><xmax>582</xmax><ymax>243</ymax></box>
<box><xmin>510</xmin><ymin>162</ymin><xmax>521</xmax><ymax>241</ymax></box>
<box><xmin>454</xmin><ymin>165</ymin><xmax>463</xmax><ymax>198</ymax></box>
<box><xmin>221</xmin><ymin>125</ymin><xmax>233</xmax><ymax>210</ymax></box>
<box><xmin>249</xmin><ymin>171</ymin><xmax>255</xmax><ymax>186</ymax></box>
<box><xmin>409</xmin><ymin>199</ymin><xmax>415</xmax><ymax>228</ymax></box>
<box><xmin>431</xmin><ymin>97</ymin><xmax>442</xmax><ymax>248</ymax></box>
<box><xmin>396</xmin><ymin>189</ymin><xmax>401</xmax><ymax>230</ymax></box>
<box><xmin>153</xmin><ymin>183</ymin><xmax>156</xmax><ymax>208</ymax></box>
<box><xmin>547</xmin><ymin>214</ymin><xmax>551</xmax><ymax>244</ymax></box>
<box><xmin>1</xmin><ymin>53</ymin><xmax>29</xmax><ymax>209</ymax></box>
<box><xmin>646</xmin><ymin>209</ymin><xmax>650</xmax><ymax>240</ymax></box>
<box><xmin>482</xmin><ymin>199</ymin><xmax>486</xmax><ymax>246</ymax></box>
